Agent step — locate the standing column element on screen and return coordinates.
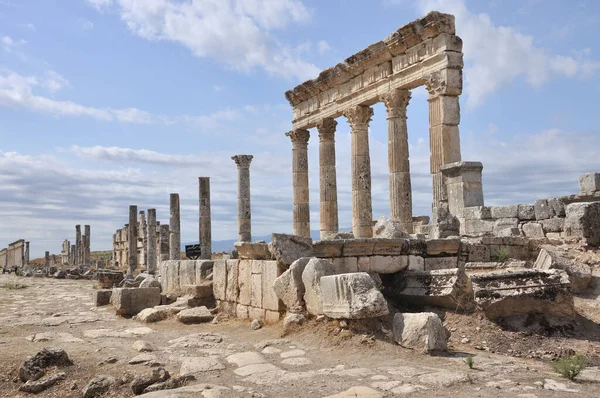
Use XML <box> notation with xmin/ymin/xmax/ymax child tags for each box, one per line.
<box><xmin>84</xmin><ymin>225</ymin><xmax>91</xmax><ymax>264</ymax></box>
<box><xmin>139</xmin><ymin>211</ymin><xmax>147</xmax><ymax>267</ymax></box>
<box><xmin>147</xmin><ymin>209</ymin><xmax>157</xmax><ymax>274</ymax></box>
<box><xmin>231</xmin><ymin>155</ymin><xmax>254</xmax><ymax>242</ymax></box>
<box><xmin>316</xmin><ymin>119</ymin><xmax>338</xmax><ymax>239</ymax></box>
<box><xmin>70</xmin><ymin>244</ymin><xmax>75</xmax><ymax>265</ymax></box>
<box><xmin>169</xmin><ymin>193</ymin><xmax>180</xmax><ymax>260</ymax></box>
<box><xmin>381</xmin><ymin>88</ymin><xmax>413</xmax><ymax>233</ymax></box>
<box><xmin>344</xmin><ymin>105</ymin><xmax>374</xmax><ymax>238</ymax></box>
<box><xmin>81</xmin><ymin>236</ymin><xmax>88</xmax><ymax>264</ymax></box>
<box><xmin>44</xmin><ymin>251</ymin><xmax>50</xmax><ymax>271</ymax></box>
<box><xmin>199</xmin><ymin>177</ymin><xmax>212</xmax><ymax>259</ymax></box>
<box><xmin>426</xmin><ymin>71</ymin><xmax>462</xmax><ymax>209</ymax></box>
<box><xmin>159</xmin><ymin>224</ymin><xmax>170</xmax><ymax>264</ymax></box>
<box><xmin>128</xmin><ymin>205</ymin><xmax>138</xmax><ymax>276</ymax></box>
<box><xmin>285</xmin><ymin>130</ymin><xmax>310</xmax><ymax>238</ymax></box>
<box><xmin>75</xmin><ymin>225</ymin><xmax>81</xmax><ymax>265</ymax></box>
<box><xmin>24</xmin><ymin>242</ymin><xmax>29</xmax><ymax>265</ymax></box>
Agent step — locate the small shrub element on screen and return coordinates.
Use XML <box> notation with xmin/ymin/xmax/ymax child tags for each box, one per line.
<box><xmin>464</xmin><ymin>355</ymin><xmax>474</xmax><ymax>369</ymax></box>
<box><xmin>1</xmin><ymin>283</ymin><xmax>28</xmax><ymax>290</ymax></box>
<box><xmin>492</xmin><ymin>246</ymin><xmax>510</xmax><ymax>262</ymax></box>
<box><xmin>552</xmin><ymin>354</ymin><xmax>587</xmax><ymax>381</ymax></box>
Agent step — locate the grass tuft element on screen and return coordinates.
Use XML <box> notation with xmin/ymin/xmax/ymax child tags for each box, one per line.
<box><xmin>1</xmin><ymin>283</ymin><xmax>28</xmax><ymax>290</ymax></box>
<box><xmin>465</xmin><ymin>355</ymin><xmax>474</xmax><ymax>369</ymax></box>
<box><xmin>551</xmin><ymin>354</ymin><xmax>587</xmax><ymax>381</ymax></box>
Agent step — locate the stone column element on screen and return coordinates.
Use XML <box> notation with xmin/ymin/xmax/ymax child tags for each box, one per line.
<box><xmin>316</xmin><ymin>119</ymin><xmax>339</xmax><ymax>239</ymax></box>
<box><xmin>24</xmin><ymin>242</ymin><xmax>29</xmax><ymax>265</ymax></box>
<box><xmin>381</xmin><ymin>88</ymin><xmax>413</xmax><ymax>233</ymax></box>
<box><xmin>426</xmin><ymin>71</ymin><xmax>462</xmax><ymax>209</ymax></box>
<box><xmin>344</xmin><ymin>105</ymin><xmax>374</xmax><ymax>238</ymax></box>
<box><xmin>440</xmin><ymin>161</ymin><xmax>484</xmax><ymax>219</ymax></box>
<box><xmin>169</xmin><ymin>193</ymin><xmax>180</xmax><ymax>260</ymax></box>
<box><xmin>81</xmin><ymin>235</ymin><xmax>88</xmax><ymax>264</ymax></box>
<box><xmin>147</xmin><ymin>209</ymin><xmax>157</xmax><ymax>274</ymax></box>
<box><xmin>75</xmin><ymin>225</ymin><xmax>81</xmax><ymax>265</ymax></box>
<box><xmin>199</xmin><ymin>177</ymin><xmax>212</xmax><ymax>259</ymax></box>
<box><xmin>128</xmin><ymin>205</ymin><xmax>138</xmax><ymax>276</ymax></box>
<box><xmin>139</xmin><ymin>211</ymin><xmax>147</xmax><ymax>267</ymax></box>
<box><xmin>84</xmin><ymin>225</ymin><xmax>91</xmax><ymax>264</ymax></box>
<box><xmin>44</xmin><ymin>251</ymin><xmax>50</xmax><ymax>270</ymax></box>
<box><xmin>285</xmin><ymin>130</ymin><xmax>311</xmax><ymax>238</ymax></box>
<box><xmin>159</xmin><ymin>224</ymin><xmax>170</xmax><ymax>264</ymax></box>
<box><xmin>232</xmin><ymin>155</ymin><xmax>254</xmax><ymax>242</ymax></box>
<box><xmin>70</xmin><ymin>244</ymin><xmax>75</xmax><ymax>265</ymax></box>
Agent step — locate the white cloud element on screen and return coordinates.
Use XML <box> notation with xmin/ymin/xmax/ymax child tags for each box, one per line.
<box><xmin>43</xmin><ymin>70</ymin><xmax>70</xmax><ymax>94</ymax></box>
<box><xmin>417</xmin><ymin>0</ymin><xmax>600</xmax><ymax>108</ymax></box>
<box><xmin>86</xmin><ymin>0</ymin><xmax>113</xmax><ymax>12</ymax></box>
<box><xmin>25</xmin><ymin>23</ymin><xmax>36</xmax><ymax>32</ymax></box>
<box><xmin>317</xmin><ymin>40</ymin><xmax>331</xmax><ymax>55</ymax></box>
<box><xmin>69</xmin><ymin>145</ymin><xmax>208</xmax><ymax>166</ymax></box>
<box><xmin>79</xmin><ymin>19</ymin><xmax>94</xmax><ymax>30</ymax></box>
<box><xmin>88</xmin><ymin>0</ymin><xmax>320</xmax><ymax>81</ymax></box>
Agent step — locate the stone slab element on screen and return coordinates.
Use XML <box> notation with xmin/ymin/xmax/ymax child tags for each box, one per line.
<box><xmin>320</xmin><ymin>273</ymin><xmax>389</xmax><ymax>319</ymax></box>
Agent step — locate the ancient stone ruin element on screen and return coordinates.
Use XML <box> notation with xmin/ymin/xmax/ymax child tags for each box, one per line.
<box><xmin>0</xmin><ymin>239</ymin><xmax>28</xmax><ymax>271</ymax></box>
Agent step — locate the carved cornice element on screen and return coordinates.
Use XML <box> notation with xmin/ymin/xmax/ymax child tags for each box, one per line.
<box><xmin>344</xmin><ymin>105</ymin><xmax>373</xmax><ymax>131</ymax></box>
<box><xmin>231</xmin><ymin>155</ymin><xmax>254</xmax><ymax>169</ymax></box>
<box><xmin>380</xmin><ymin>89</ymin><xmax>411</xmax><ymax>119</ymax></box>
<box><xmin>316</xmin><ymin>118</ymin><xmax>337</xmax><ymax>142</ymax></box>
<box><xmin>285</xmin><ymin>129</ymin><xmax>310</xmax><ymax>147</ymax></box>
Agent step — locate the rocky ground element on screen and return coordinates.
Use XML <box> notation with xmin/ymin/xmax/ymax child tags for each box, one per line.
<box><xmin>1</xmin><ymin>275</ymin><xmax>600</xmax><ymax>397</ymax></box>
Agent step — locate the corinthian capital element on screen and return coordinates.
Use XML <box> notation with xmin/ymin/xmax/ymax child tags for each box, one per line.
<box><xmin>344</xmin><ymin>105</ymin><xmax>373</xmax><ymax>131</ymax></box>
<box><xmin>380</xmin><ymin>89</ymin><xmax>411</xmax><ymax>119</ymax></box>
<box><xmin>231</xmin><ymin>155</ymin><xmax>254</xmax><ymax>169</ymax></box>
<box><xmin>285</xmin><ymin>129</ymin><xmax>310</xmax><ymax>147</ymax></box>
<box><xmin>425</xmin><ymin>72</ymin><xmax>447</xmax><ymax>98</ymax></box>
<box><xmin>316</xmin><ymin>118</ymin><xmax>337</xmax><ymax>142</ymax></box>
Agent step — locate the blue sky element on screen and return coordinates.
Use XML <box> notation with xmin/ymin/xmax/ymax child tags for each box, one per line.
<box><xmin>1</xmin><ymin>0</ymin><xmax>599</xmax><ymax>258</ymax></box>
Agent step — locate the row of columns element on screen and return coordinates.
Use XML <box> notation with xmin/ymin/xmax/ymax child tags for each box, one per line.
<box><xmin>287</xmin><ymin>77</ymin><xmax>461</xmax><ymax>239</ymax></box>
<box><xmin>73</xmin><ymin>225</ymin><xmax>91</xmax><ymax>265</ymax></box>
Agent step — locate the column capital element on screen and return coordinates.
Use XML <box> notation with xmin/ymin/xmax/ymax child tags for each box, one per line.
<box><xmin>380</xmin><ymin>89</ymin><xmax>411</xmax><ymax>119</ymax></box>
<box><xmin>316</xmin><ymin>118</ymin><xmax>337</xmax><ymax>142</ymax></box>
<box><xmin>231</xmin><ymin>154</ymin><xmax>254</xmax><ymax>168</ymax></box>
<box><xmin>344</xmin><ymin>105</ymin><xmax>373</xmax><ymax>131</ymax></box>
<box><xmin>286</xmin><ymin>129</ymin><xmax>310</xmax><ymax>147</ymax></box>
<box><xmin>425</xmin><ymin>72</ymin><xmax>446</xmax><ymax>98</ymax></box>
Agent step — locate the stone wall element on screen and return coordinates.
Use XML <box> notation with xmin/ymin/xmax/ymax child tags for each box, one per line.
<box><xmin>0</xmin><ymin>248</ymin><xmax>7</xmax><ymax>268</ymax></box>
<box><xmin>160</xmin><ymin>259</ymin><xmax>213</xmax><ymax>293</ymax></box>
<box><xmin>7</xmin><ymin>239</ymin><xmax>25</xmax><ymax>268</ymax></box>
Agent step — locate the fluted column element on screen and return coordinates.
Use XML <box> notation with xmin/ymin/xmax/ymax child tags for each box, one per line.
<box><xmin>316</xmin><ymin>119</ymin><xmax>338</xmax><ymax>239</ymax></box>
<box><xmin>147</xmin><ymin>208</ymin><xmax>157</xmax><ymax>274</ymax></box>
<box><xmin>381</xmin><ymin>88</ymin><xmax>413</xmax><ymax>233</ymax></box>
<box><xmin>199</xmin><ymin>177</ymin><xmax>212</xmax><ymax>259</ymax></box>
<box><xmin>344</xmin><ymin>105</ymin><xmax>374</xmax><ymax>238</ymax></box>
<box><xmin>169</xmin><ymin>193</ymin><xmax>180</xmax><ymax>260</ymax></box>
<box><xmin>285</xmin><ymin>129</ymin><xmax>311</xmax><ymax>238</ymax></box>
<box><xmin>24</xmin><ymin>241</ymin><xmax>29</xmax><ymax>265</ymax></box>
<box><xmin>128</xmin><ymin>205</ymin><xmax>138</xmax><ymax>276</ymax></box>
<box><xmin>75</xmin><ymin>225</ymin><xmax>81</xmax><ymax>265</ymax></box>
<box><xmin>426</xmin><ymin>71</ymin><xmax>462</xmax><ymax>209</ymax></box>
<box><xmin>232</xmin><ymin>155</ymin><xmax>253</xmax><ymax>242</ymax></box>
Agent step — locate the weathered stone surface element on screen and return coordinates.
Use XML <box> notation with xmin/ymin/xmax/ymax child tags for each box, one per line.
<box><xmin>111</xmin><ymin>287</ymin><xmax>161</xmax><ymax>316</ymax></box>
<box><xmin>358</xmin><ymin>255</ymin><xmax>408</xmax><ymax>274</ymax></box>
<box><xmin>541</xmin><ymin>217</ymin><xmax>564</xmax><ymax>233</ymax></box>
<box><xmin>179</xmin><ymin>357</ymin><xmax>225</xmax><ymax>375</ymax></box>
<box><xmin>320</xmin><ymin>273</ymin><xmax>389</xmax><ymax>319</ymax></box>
<box><xmin>548</xmin><ymin>198</ymin><xmax>566</xmax><ymax>217</ymax></box>
<box><xmin>535</xmin><ymin>199</ymin><xmax>554</xmax><ymax>220</ymax></box>
<box><xmin>94</xmin><ymin>289</ymin><xmax>112</xmax><ymax>307</ymax></box>
<box><xmin>394</xmin><ymin>268</ymin><xmax>474</xmax><ymax>311</ymax></box>
<box><xmin>493</xmin><ymin>218</ymin><xmax>519</xmax><ymax>236</ymax></box>
<box><xmin>128</xmin><ymin>353</ymin><xmax>157</xmax><ymax>365</ymax></box>
<box><xmin>19</xmin><ymin>372</ymin><xmax>65</xmax><ymax>394</ymax></box>
<box><xmin>323</xmin><ymin>386</ymin><xmax>383</xmax><ymax>398</ymax></box>
<box><xmin>83</xmin><ymin>375</ymin><xmax>116</xmax><ymax>398</ymax></box>
<box><xmin>212</xmin><ymin>260</ymin><xmax>227</xmax><ymax>301</ymax></box>
<box><xmin>132</xmin><ymin>340</ymin><xmax>155</xmax><ymax>352</ymax></box>
<box><xmin>463</xmin><ymin>206</ymin><xmax>491</xmax><ymax>220</ymax></box>
<box><xmin>564</xmin><ymin>202</ymin><xmax>600</xmax><ymax>246</ymax></box>
<box><xmin>180</xmin><ymin>283</ymin><xmax>213</xmax><ymax>299</ymax></box>
<box><xmin>136</xmin><ymin>307</ymin><xmax>171</xmax><ymax>323</ymax></box>
<box><xmin>463</xmin><ymin>219</ymin><xmax>494</xmax><ymax>235</ymax></box>
<box><xmin>19</xmin><ymin>348</ymin><xmax>73</xmax><ymax>382</ymax></box>
<box><xmin>522</xmin><ymin>222</ymin><xmax>545</xmax><ymax>238</ymax></box>
<box><xmin>176</xmin><ymin>307</ymin><xmax>213</xmax><ymax>324</ymax></box>
<box><xmin>234</xmin><ymin>241</ymin><xmax>272</xmax><ymax>260</ymax></box>
<box><xmin>373</xmin><ymin>216</ymin><xmax>409</xmax><ymax>238</ymax></box>
<box><xmin>282</xmin><ymin>313</ymin><xmax>306</xmax><ymax>334</ymax></box>
<box><xmin>431</xmin><ymin>206</ymin><xmax>460</xmax><ymax>239</ymax></box>
<box><xmin>312</xmin><ymin>240</ymin><xmax>344</xmax><ymax>257</ymax></box>
<box><xmin>140</xmin><ymin>275</ymin><xmax>162</xmax><ymax>290</ymax></box>
<box><xmin>534</xmin><ymin>247</ymin><xmax>591</xmax><ymax>293</ymax></box>
<box><xmin>408</xmin><ymin>255</ymin><xmax>425</xmax><ymax>271</ymax></box>
<box><xmin>470</xmin><ymin>269</ymin><xmax>575</xmax><ymax>320</ymax></box>
<box><xmin>490</xmin><ymin>205</ymin><xmax>518</xmax><ymax>219</ymax></box>
<box><xmin>261</xmin><ymin>260</ymin><xmax>283</xmax><ymax>311</ymax></box>
<box><xmin>342</xmin><ymin>239</ymin><xmax>376</xmax><ymax>256</ymax></box>
<box><xmin>301</xmin><ymin>258</ymin><xmax>335</xmax><ymax>315</ymax></box>
<box><xmin>517</xmin><ymin>204</ymin><xmax>536</xmax><ymax>220</ymax></box>
<box><xmin>131</xmin><ymin>367</ymin><xmax>169</xmax><ymax>395</ymax></box>
<box><xmin>273</xmin><ymin>257</ymin><xmax>310</xmax><ymax>309</ymax></box>
<box><xmin>140</xmin><ymin>383</ymin><xmax>228</xmax><ymax>397</ymax></box>
<box><xmin>426</xmin><ymin>239</ymin><xmax>460</xmax><ymax>255</ymax></box>
<box><xmin>579</xmin><ymin>173</ymin><xmax>600</xmax><ymax>194</ymax></box>
<box><xmin>393</xmin><ymin>312</ymin><xmax>448</xmax><ymax>353</ymax></box>
<box><xmin>225</xmin><ymin>260</ymin><xmax>239</xmax><ymax>302</ymax></box>
<box><xmin>269</xmin><ymin>233</ymin><xmax>313</xmax><ymax>267</ymax></box>
<box><xmin>372</xmin><ymin>238</ymin><xmax>409</xmax><ymax>255</ymax></box>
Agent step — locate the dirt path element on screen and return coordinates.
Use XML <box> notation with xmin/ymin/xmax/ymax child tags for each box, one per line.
<box><xmin>0</xmin><ymin>274</ymin><xmax>599</xmax><ymax>397</ymax></box>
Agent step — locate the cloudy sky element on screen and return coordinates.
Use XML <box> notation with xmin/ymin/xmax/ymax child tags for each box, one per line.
<box><xmin>1</xmin><ymin>0</ymin><xmax>599</xmax><ymax>258</ymax></box>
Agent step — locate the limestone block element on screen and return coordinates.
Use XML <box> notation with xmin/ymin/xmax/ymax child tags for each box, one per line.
<box><xmin>94</xmin><ymin>290</ymin><xmax>112</xmax><ymax>307</ymax></box>
<box><xmin>237</xmin><ymin>260</ymin><xmax>252</xmax><ymax>306</ymax></box>
<box><xmin>496</xmin><ymin>227</ymin><xmax>520</xmax><ymax>237</ymax></box>
<box><xmin>139</xmin><ymin>276</ymin><xmax>161</xmax><ymax>290</ymax></box>
<box><xmin>180</xmin><ymin>283</ymin><xmax>213</xmax><ymax>299</ymax></box>
<box><xmin>302</xmin><ymin>258</ymin><xmax>335</xmax><ymax>315</ymax></box>
<box><xmin>177</xmin><ymin>307</ymin><xmax>213</xmax><ymax>324</ymax></box>
<box><xmin>470</xmin><ymin>269</ymin><xmax>575</xmax><ymax>320</ymax></box>
<box><xmin>264</xmin><ymin>310</ymin><xmax>281</xmax><ymax>324</ymax></box>
<box><xmin>464</xmin><ymin>262</ymin><xmax>503</xmax><ymax>274</ymax></box>
<box><xmin>394</xmin><ymin>268</ymin><xmax>474</xmax><ymax>311</ymax></box>
<box><xmin>408</xmin><ymin>255</ymin><xmax>425</xmax><ymax>271</ymax></box>
<box><xmin>463</xmin><ymin>206</ymin><xmax>491</xmax><ymax>220</ymax></box>
<box><xmin>392</xmin><ymin>312</ymin><xmax>448</xmax><ymax>353</ymax></box>
<box><xmin>342</xmin><ymin>239</ymin><xmax>376</xmax><ymax>256</ymax></box>
<box><xmin>522</xmin><ymin>223</ymin><xmax>545</xmax><ymax>238</ymax></box>
<box><xmin>179</xmin><ymin>260</ymin><xmax>196</xmax><ymax>287</ymax></box>
<box><xmin>493</xmin><ymin>218</ymin><xmax>519</xmax><ymax>236</ymax></box>
<box><xmin>463</xmin><ymin>219</ymin><xmax>494</xmax><ymax>235</ymax></box>
<box><xmin>408</xmin><ymin>239</ymin><xmax>428</xmax><ymax>255</ymax></box>
<box><xmin>517</xmin><ymin>205</ymin><xmax>536</xmax><ymax>221</ymax></box>
<box><xmin>111</xmin><ymin>287</ymin><xmax>161</xmax><ymax>316</ymax></box>
<box><xmin>212</xmin><ymin>260</ymin><xmax>227</xmax><ymax>301</ymax></box>
<box><xmin>579</xmin><ymin>173</ymin><xmax>600</xmax><ymax>194</ymax></box>
<box><xmin>373</xmin><ymin>216</ymin><xmax>410</xmax><ymax>238</ymax></box>
<box><xmin>268</xmin><ymin>233</ymin><xmax>313</xmax><ymax>267</ymax></box>
<box><xmin>564</xmin><ymin>202</ymin><xmax>600</xmax><ymax>246</ymax></box>
<box><xmin>534</xmin><ymin>247</ymin><xmax>591</xmax><ymax>293</ymax></box>
<box><xmin>424</xmin><ymin>257</ymin><xmax>458</xmax><ymax>271</ymax></box>
<box><xmin>548</xmin><ymin>199</ymin><xmax>566</xmax><ymax>217</ymax></box>
<box><xmin>251</xmin><ymin>274</ymin><xmax>262</xmax><ymax>308</ymax></box>
<box><xmin>372</xmin><ymin>239</ymin><xmax>409</xmax><ymax>255</ymax></box>
<box><xmin>368</xmin><ymin>255</ymin><xmax>408</xmax><ymax>274</ymax></box>
<box><xmin>332</xmin><ymin>257</ymin><xmax>359</xmax><ymax>273</ymax></box>
<box><xmin>273</xmin><ymin>257</ymin><xmax>310</xmax><ymax>309</ymax></box>
<box><xmin>261</xmin><ymin>261</ymin><xmax>283</xmax><ymax>311</ymax></box>
<box><xmin>225</xmin><ymin>260</ymin><xmax>239</xmax><ymax>302</ymax></box>
<box><xmin>135</xmin><ymin>307</ymin><xmax>171</xmax><ymax>323</ymax></box>
<box><xmin>320</xmin><ymin>273</ymin><xmax>389</xmax><ymax>319</ymax></box>
<box><xmin>426</xmin><ymin>239</ymin><xmax>461</xmax><ymax>255</ymax></box>
<box><xmin>249</xmin><ymin>307</ymin><xmax>266</xmax><ymax>320</ymax></box>
<box><xmin>312</xmin><ymin>240</ymin><xmax>344</xmax><ymax>257</ymax></box>
<box><xmin>236</xmin><ymin>304</ymin><xmax>249</xmax><ymax>319</ymax></box>
<box><xmin>463</xmin><ymin>243</ymin><xmax>491</xmax><ymax>262</ymax></box>
<box><xmin>540</xmin><ymin>217</ymin><xmax>565</xmax><ymax>233</ymax></box>
<box><xmin>195</xmin><ymin>261</ymin><xmax>214</xmax><ymax>284</ymax></box>
<box><xmin>534</xmin><ymin>199</ymin><xmax>554</xmax><ymax>220</ymax></box>
<box><xmin>162</xmin><ymin>260</ymin><xmax>180</xmax><ymax>293</ymax></box>
<box><xmin>490</xmin><ymin>205</ymin><xmax>518</xmax><ymax>219</ymax></box>
<box><xmin>234</xmin><ymin>242</ymin><xmax>272</xmax><ymax>260</ymax></box>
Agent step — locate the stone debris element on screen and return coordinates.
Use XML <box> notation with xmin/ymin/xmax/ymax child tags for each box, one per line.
<box><xmin>135</xmin><ymin>307</ymin><xmax>172</xmax><ymax>323</ymax></box>
<box><xmin>269</xmin><ymin>233</ymin><xmax>313</xmax><ymax>267</ymax></box>
<box><xmin>129</xmin><ymin>353</ymin><xmax>157</xmax><ymax>365</ymax></box>
<box><xmin>94</xmin><ymin>289</ymin><xmax>112</xmax><ymax>307</ymax></box>
<box><xmin>82</xmin><ymin>375</ymin><xmax>116</xmax><ymax>398</ymax></box>
<box><xmin>323</xmin><ymin>386</ymin><xmax>384</xmax><ymax>398</ymax></box>
<box><xmin>392</xmin><ymin>312</ymin><xmax>449</xmax><ymax>353</ymax></box>
<box><xmin>534</xmin><ymin>247</ymin><xmax>591</xmax><ymax>293</ymax></box>
<box><xmin>373</xmin><ymin>216</ymin><xmax>410</xmax><ymax>238</ymax></box>
<box><xmin>301</xmin><ymin>258</ymin><xmax>335</xmax><ymax>315</ymax></box>
<box><xmin>131</xmin><ymin>367</ymin><xmax>170</xmax><ymax>395</ymax></box>
<box><xmin>176</xmin><ymin>306</ymin><xmax>213</xmax><ymax>324</ymax></box>
<box><xmin>111</xmin><ymin>287</ymin><xmax>161</xmax><ymax>316</ymax></box>
<box><xmin>282</xmin><ymin>313</ymin><xmax>306</xmax><ymax>335</ymax></box>
<box><xmin>139</xmin><ymin>383</ymin><xmax>230</xmax><ymax>397</ymax></box>
<box><xmin>179</xmin><ymin>357</ymin><xmax>225</xmax><ymax>376</ymax></box>
<box><xmin>320</xmin><ymin>273</ymin><xmax>389</xmax><ymax>319</ymax></box>
<box><xmin>564</xmin><ymin>202</ymin><xmax>600</xmax><ymax>246</ymax></box>
<box><xmin>18</xmin><ymin>371</ymin><xmax>66</xmax><ymax>394</ymax></box>
<box><xmin>273</xmin><ymin>257</ymin><xmax>311</xmax><ymax>309</ymax></box>
<box><xmin>235</xmin><ymin>241</ymin><xmax>272</xmax><ymax>260</ymax></box>
<box><xmin>19</xmin><ymin>347</ymin><xmax>73</xmax><ymax>382</ymax></box>
<box><xmin>251</xmin><ymin>319</ymin><xmax>263</xmax><ymax>330</ymax></box>
<box><xmin>132</xmin><ymin>340</ymin><xmax>155</xmax><ymax>352</ymax></box>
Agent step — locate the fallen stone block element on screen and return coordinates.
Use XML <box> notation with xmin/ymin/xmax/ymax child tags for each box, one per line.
<box><xmin>235</xmin><ymin>241</ymin><xmax>272</xmax><ymax>260</ymax></box>
<box><xmin>181</xmin><ymin>283</ymin><xmax>213</xmax><ymax>299</ymax></box>
<box><xmin>302</xmin><ymin>258</ymin><xmax>335</xmax><ymax>315</ymax></box>
<box><xmin>534</xmin><ymin>247</ymin><xmax>591</xmax><ymax>293</ymax></box>
<box><xmin>19</xmin><ymin>372</ymin><xmax>65</xmax><ymax>394</ymax></box>
<box><xmin>470</xmin><ymin>269</ymin><xmax>575</xmax><ymax>320</ymax></box>
<box><xmin>19</xmin><ymin>348</ymin><xmax>73</xmax><ymax>382</ymax></box>
<box><xmin>269</xmin><ymin>233</ymin><xmax>313</xmax><ymax>267</ymax></box>
<box><xmin>564</xmin><ymin>202</ymin><xmax>600</xmax><ymax>246</ymax></box>
<box><xmin>139</xmin><ymin>275</ymin><xmax>162</xmax><ymax>290</ymax></box>
<box><xmin>522</xmin><ymin>222</ymin><xmax>545</xmax><ymax>238</ymax></box>
<box><xmin>493</xmin><ymin>218</ymin><xmax>519</xmax><ymax>236</ymax></box>
<box><xmin>320</xmin><ymin>273</ymin><xmax>389</xmax><ymax>319</ymax></box>
<box><xmin>373</xmin><ymin>216</ymin><xmax>410</xmax><ymax>238</ymax></box>
<box><xmin>94</xmin><ymin>289</ymin><xmax>112</xmax><ymax>307</ymax></box>
<box><xmin>176</xmin><ymin>307</ymin><xmax>214</xmax><ymax>324</ymax></box>
<box><xmin>82</xmin><ymin>375</ymin><xmax>116</xmax><ymax>398</ymax></box>
<box><xmin>392</xmin><ymin>312</ymin><xmax>449</xmax><ymax>353</ymax></box>
<box><xmin>273</xmin><ymin>257</ymin><xmax>311</xmax><ymax>309</ymax></box>
<box><xmin>111</xmin><ymin>287</ymin><xmax>161</xmax><ymax>316</ymax></box>
<box><xmin>97</xmin><ymin>270</ymin><xmax>124</xmax><ymax>289</ymax></box>
<box><xmin>394</xmin><ymin>268</ymin><xmax>474</xmax><ymax>311</ymax></box>
<box><xmin>136</xmin><ymin>307</ymin><xmax>172</xmax><ymax>323</ymax></box>
<box><xmin>579</xmin><ymin>172</ymin><xmax>600</xmax><ymax>194</ymax></box>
